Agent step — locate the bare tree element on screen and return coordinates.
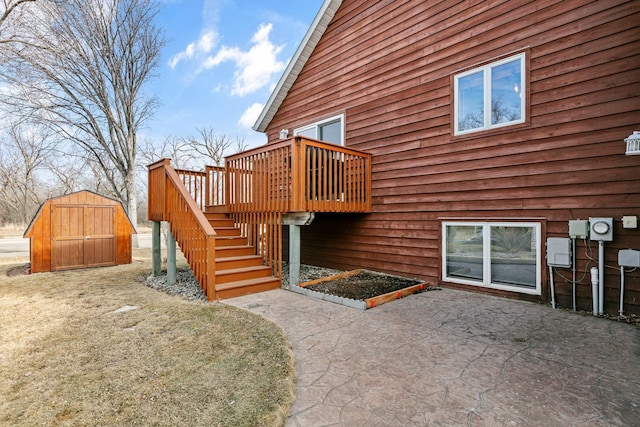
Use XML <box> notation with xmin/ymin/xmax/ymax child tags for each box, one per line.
<box><xmin>0</xmin><ymin>123</ymin><xmax>54</xmax><ymax>224</ymax></box>
<box><xmin>181</xmin><ymin>127</ymin><xmax>242</xmax><ymax>167</ymax></box>
<box><xmin>0</xmin><ymin>0</ymin><xmax>36</xmax><ymax>43</ymax></box>
<box><xmin>47</xmin><ymin>154</ymin><xmax>86</xmax><ymax>196</ymax></box>
<box><xmin>138</xmin><ymin>135</ymin><xmax>194</xmax><ymax>170</ymax></box>
<box><xmin>0</xmin><ymin>0</ymin><xmax>165</xmax><ymax>239</ymax></box>
<box><xmin>234</xmin><ymin>135</ymin><xmax>248</xmax><ymax>154</ymax></box>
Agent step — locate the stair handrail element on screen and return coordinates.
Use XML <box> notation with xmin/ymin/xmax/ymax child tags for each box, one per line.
<box><xmin>148</xmin><ymin>158</ymin><xmax>217</xmax><ymax>300</ymax></box>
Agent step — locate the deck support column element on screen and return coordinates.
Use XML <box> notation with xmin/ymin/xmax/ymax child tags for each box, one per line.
<box><xmin>289</xmin><ymin>224</ymin><xmax>301</xmax><ymax>286</ymax></box>
<box><xmin>167</xmin><ymin>228</ymin><xmax>177</xmax><ymax>285</ymax></box>
<box><xmin>152</xmin><ymin>221</ymin><xmax>161</xmax><ymax>277</ymax></box>
<box><xmin>283</xmin><ymin>213</ymin><xmax>315</xmax><ymax>287</ymax></box>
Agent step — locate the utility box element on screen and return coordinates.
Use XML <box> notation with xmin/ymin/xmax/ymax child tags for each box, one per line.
<box><xmin>589</xmin><ymin>217</ymin><xmax>614</xmax><ymax>242</ymax></box>
<box><xmin>622</xmin><ymin>216</ymin><xmax>638</xmax><ymax>229</ymax></box>
<box><xmin>568</xmin><ymin>219</ymin><xmax>589</xmax><ymax>239</ymax></box>
<box><xmin>547</xmin><ymin>237</ymin><xmax>572</xmax><ymax>268</ymax></box>
<box><xmin>619</xmin><ymin>249</ymin><xmax>640</xmax><ymax>268</ymax></box>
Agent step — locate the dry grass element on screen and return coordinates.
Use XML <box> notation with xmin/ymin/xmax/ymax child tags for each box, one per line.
<box><xmin>0</xmin><ymin>250</ymin><xmax>295</xmax><ymax>426</ymax></box>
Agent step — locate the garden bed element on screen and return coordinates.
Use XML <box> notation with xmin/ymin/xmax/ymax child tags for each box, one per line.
<box><xmin>291</xmin><ymin>269</ymin><xmax>436</xmax><ymax>310</ymax></box>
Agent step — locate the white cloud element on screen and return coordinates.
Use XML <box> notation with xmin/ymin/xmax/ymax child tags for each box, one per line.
<box><xmin>238</xmin><ymin>102</ymin><xmax>265</xmax><ymax>129</ymax></box>
<box><xmin>203</xmin><ymin>23</ymin><xmax>286</xmax><ymax>96</ymax></box>
<box><xmin>168</xmin><ymin>30</ymin><xmax>218</xmax><ymax>69</ymax></box>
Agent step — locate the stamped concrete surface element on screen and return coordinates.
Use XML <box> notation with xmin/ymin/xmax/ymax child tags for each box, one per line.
<box><xmin>224</xmin><ymin>288</ymin><xmax>640</xmax><ymax>426</ymax></box>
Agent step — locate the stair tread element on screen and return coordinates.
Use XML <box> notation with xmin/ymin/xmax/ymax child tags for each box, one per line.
<box><xmin>217</xmin><ymin>254</ymin><xmax>264</xmax><ymax>261</ymax></box>
<box><xmin>217</xmin><ymin>265</ymin><xmax>272</xmax><ymax>275</ymax></box>
<box><xmin>216</xmin><ymin>244</ymin><xmax>253</xmax><ymax>249</ymax></box>
<box><xmin>215</xmin><ymin>276</ymin><xmax>281</xmax><ymax>292</ymax></box>
<box><xmin>215</xmin><ymin>238</ymin><xmax>247</xmax><ymax>246</ymax></box>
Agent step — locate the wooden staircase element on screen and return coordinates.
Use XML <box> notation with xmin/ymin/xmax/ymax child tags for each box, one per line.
<box><xmin>148</xmin><ymin>138</ymin><xmax>371</xmax><ymax>301</ymax></box>
<box><xmin>205</xmin><ymin>209</ymin><xmax>281</xmax><ymax>299</ymax></box>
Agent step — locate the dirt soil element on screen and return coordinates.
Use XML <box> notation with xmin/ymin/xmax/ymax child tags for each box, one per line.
<box><xmin>305</xmin><ymin>271</ymin><xmax>423</xmax><ymax>300</ymax></box>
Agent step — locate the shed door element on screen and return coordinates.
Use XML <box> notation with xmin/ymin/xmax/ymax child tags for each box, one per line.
<box><xmin>51</xmin><ymin>204</ymin><xmax>116</xmax><ymax>271</ymax></box>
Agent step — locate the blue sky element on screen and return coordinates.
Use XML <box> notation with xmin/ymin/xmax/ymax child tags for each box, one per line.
<box><xmin>146</xmin><ymin>0</ymin><xmax>324</xmax><ymax>149</ymax></box>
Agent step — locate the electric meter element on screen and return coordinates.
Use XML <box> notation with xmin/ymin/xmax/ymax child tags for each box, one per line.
<box><xmin>592</xmin><ymin>221</ymin><xmax>609</xmax><ymax>234</ymax></box>
<box><xmin>589</xmin><ymin>217</ymin><xmax>613</xmax><ymax>241</ymax></box>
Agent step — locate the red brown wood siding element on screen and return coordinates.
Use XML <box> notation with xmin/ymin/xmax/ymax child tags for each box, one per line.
<box><xmin>267</xmin><ymin>0</ymin><xmax>640</xmax><ymax>314</ymax></box>
<box><xmin>25</xmin><ymin>191</ymin><xmax>134</xmax><ymax>273</ymax></box>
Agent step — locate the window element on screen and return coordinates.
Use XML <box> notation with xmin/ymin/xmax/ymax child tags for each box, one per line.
<box><xmin>294</xmin><ymin>114</ymin><xmax>344</xmax><ymax>145</ymax></box>
<box><xmin>454</xmin><ymin>53</ymin><xmax>526</xmax><ymax>135</ymax></box>
<box><xmin>442</xmin><ymin>221</ymin><xmax>541</xmax><ymax>295</ymax></box>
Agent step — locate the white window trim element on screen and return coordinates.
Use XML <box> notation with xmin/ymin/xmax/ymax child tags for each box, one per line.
<box><xmin>294</xmin><ymin>113</ymin><xmax>345</xmax><ymax>145</ymax></box>
<box><xmin>454</xmin><ymin>53</ymin><xmax>526</xmax><ymax>136</ymax></box>
<box><xmin>442</xmin><ymin>221</ymin><xmax>542</xmax><ymax>295</ymax></box>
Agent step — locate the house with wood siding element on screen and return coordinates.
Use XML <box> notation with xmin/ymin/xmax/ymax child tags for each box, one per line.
<box><xmin>252</xmin><ymin>0</ymin><xmax>640</xmax><ymax>314</ymax></box>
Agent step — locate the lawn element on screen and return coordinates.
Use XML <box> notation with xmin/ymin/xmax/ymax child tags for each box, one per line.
<box><xmin>0</xmin><ymin>250</ymin><xmax>295</xmax><ymax>426</ymax></box>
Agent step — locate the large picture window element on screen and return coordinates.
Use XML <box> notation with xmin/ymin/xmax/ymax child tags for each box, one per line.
<box><xmin>454</xmin><ymin>53</ymin><xmax>526</xmax><ymax>135</ymax></box>
<box><xmin>442</xmin><ymin>221</ymin><xmax>541</xmax><ymax>295</ymax></box>
<box><xmin>294</xmin><ymin>114</ymin><xmax>344</xmax><ymax>145</ymax></box>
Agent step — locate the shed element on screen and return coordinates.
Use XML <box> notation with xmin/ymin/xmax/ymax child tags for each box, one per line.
<box><xmin>24</xmin><ymin>190</ymin><xmax>136</xmax><ymax>273</ymax></box>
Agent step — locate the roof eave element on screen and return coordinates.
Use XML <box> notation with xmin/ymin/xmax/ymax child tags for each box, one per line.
<box><xmin>253</xmin><ymin>0</ymin><xmax>342</xmax><ymax>133</ymax></box>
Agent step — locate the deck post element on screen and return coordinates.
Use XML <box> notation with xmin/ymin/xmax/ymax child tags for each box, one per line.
<box><xmin>289</xmin><ymin>224</ymin><xmax>301</xmax><ymax>286</ymax></box>
<box><xmin>167</xmin><ymin>228</ymin><xmax>177</xmax><ymax>285</ymax></box>
<box><xmin>283</xmin><ymin>212</ymin><xmax>315</xmax><ymax>287</ymax></box>
<box><xmin>152</xmin><ymin>221</ymin><xmax>161</xmax><ymax>277</ymax></box>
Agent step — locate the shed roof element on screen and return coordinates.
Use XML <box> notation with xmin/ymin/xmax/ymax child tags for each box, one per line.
<box><xmin>24</xmin><ymin>190</ymin><xmax>136</xmax><ymax>238</ymax></box>
<box><xmin>252</xmin><ymin>0</ymin><xmax>343</xmax><ymax>133</ymax></box>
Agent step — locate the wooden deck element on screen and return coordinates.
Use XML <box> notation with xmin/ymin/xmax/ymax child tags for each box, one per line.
<box><xmin>147</xmin><ymin>137</ymin><xmax>372</xmax><ymax>300</ymax></box>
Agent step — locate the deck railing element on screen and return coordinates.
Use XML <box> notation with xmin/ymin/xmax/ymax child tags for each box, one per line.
<box><xmin>225</xmin><ymin>136</ymin><xmax>372</xmax><ymax>214</ymax></box>
<box><xmin>148</xmin><ymin>159</ymin><xmax>217</xmax><ymax>300</ymax></box>
<box><xmin>175</xmin><ymin>168</ymin><xmax>207</xmax><ymax>212</ymax></box>
<box><xmin>205</xmin><ymin>165</ymin><xmax>225</xmax><ymax>207</ymax></box>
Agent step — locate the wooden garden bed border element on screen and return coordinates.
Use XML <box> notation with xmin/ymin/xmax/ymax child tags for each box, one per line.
<box><xmin>297</xmin><ymin>269</ymin><xmax>431</xmax><ymax>310</ymax></box>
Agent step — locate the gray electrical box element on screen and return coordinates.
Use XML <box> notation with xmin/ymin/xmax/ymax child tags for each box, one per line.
<box><xmin>589</xmin><ymin>217</ymin><xmax>614</xmax><ymax>242</ymax></box>
<box><xmin>619</xmin><ymin>249</ymin><xmax>640</xmax><ymax>268</ymax></box>
<box><xmin>568</xmin><ymin>219</ymin><xmax>589</xmax><ymax>239</ymax></box>
<box><xmin>547</xmin><ymin>237</ymin><xmax>572</xmax><ymax>268</ymax></box>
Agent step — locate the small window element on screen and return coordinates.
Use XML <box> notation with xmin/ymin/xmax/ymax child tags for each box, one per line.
<box><xmin>454</xmin><ymin>53</ymin><xmax>526</xmax><ymax>135</ymax></box>
<box><xmin>294</xmin><ymin>114</ymin><xmax>344</xmax><ymax>145</ymax></box>
<box><xmin>442</xmin><ymin>221</ymin><xmax>541</xmax><ymax>295</ymax></box>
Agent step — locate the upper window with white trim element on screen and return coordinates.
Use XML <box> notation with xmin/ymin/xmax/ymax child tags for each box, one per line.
<box><xmin>294</xmin><ymin>114</ymin><xmax>344</xmax><ymax>145</ymax></box>
<box><xmin>454</xmin><ymin>53</ymin><xmax>526</xmax><ymax>135</ymax></box>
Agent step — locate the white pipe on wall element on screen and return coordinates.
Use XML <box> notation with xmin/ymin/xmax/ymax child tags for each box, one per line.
<box><xmin>549</xmin><ymin>266</ymin><xmax>556</xmax><ymax>309</ymax></box>
<box><xmin>619</xmin><ymin>266</ymin><xmax>625</xmax><ymax>316</ymax></box>
<box><xmin>591</xmin><ymin>266</ymin><xmax>599</xmax><ymax>316</ymax></box>
<box><xmin>572</xmin><ymin>238</ymin><xmax>577</xmax><ymax>312</ymax></box>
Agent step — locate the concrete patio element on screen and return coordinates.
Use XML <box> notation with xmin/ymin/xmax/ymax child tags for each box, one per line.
<box><xmin>224</xmin><ymin>288</ymin><xmax>640</xmax><ymax>426</ymax></box>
